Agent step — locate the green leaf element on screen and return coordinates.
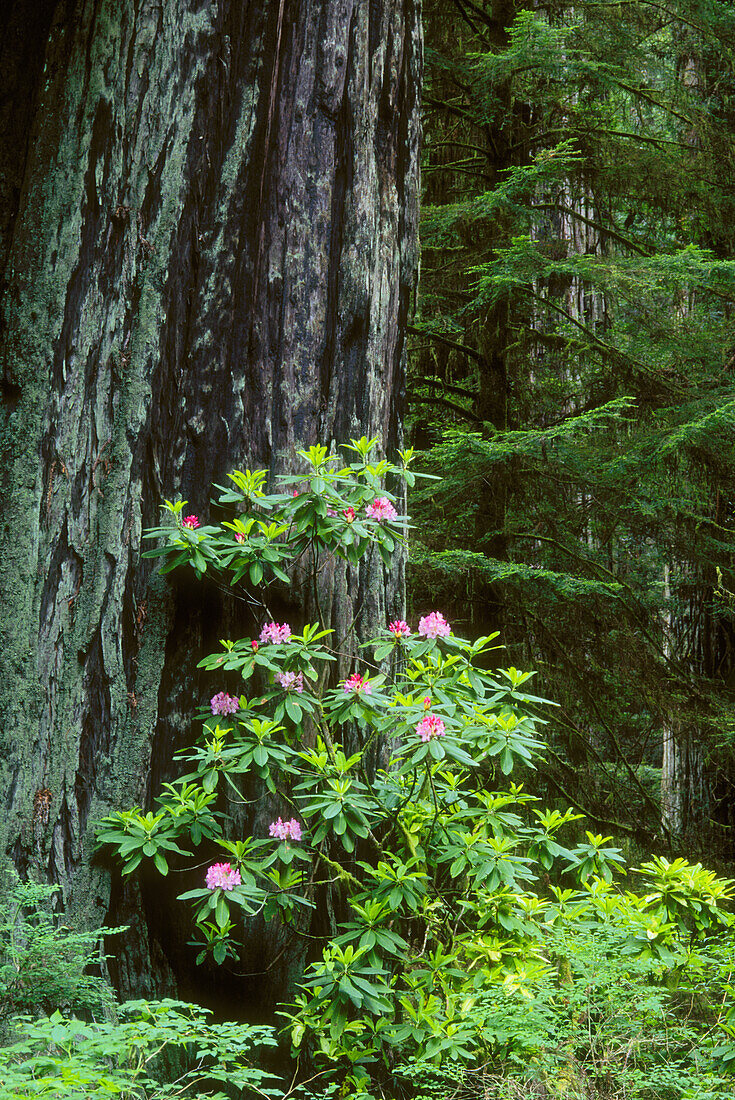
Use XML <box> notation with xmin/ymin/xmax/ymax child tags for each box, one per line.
<box><xmin>215</xmin><ymin>895</ymin><xmax>229</xmax><ymax>929</ymax></box>
<box><xmin>499</xmin><ymin>746</ymin><xmax>514</xmax><ymax>774</ymax></box>
<box><xmin>429</xmin><ymin>738</ymin><xmax>446</xmax><ymax>761</ymax></box>
<box><xmin>153</xmin><ymin>852</ymin><xmax>169</xmax><ymax>875</ymax></box>
<box><xmin>285</xmin><ymin>695</ymin><xmax>302</xmax><ymax>723</ymax></box>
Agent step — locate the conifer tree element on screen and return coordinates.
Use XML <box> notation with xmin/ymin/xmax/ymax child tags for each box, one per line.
<box><xmin>411</xmin><ymin>0</ymin><xmax>735</xmax><ymax>847</ymax></box>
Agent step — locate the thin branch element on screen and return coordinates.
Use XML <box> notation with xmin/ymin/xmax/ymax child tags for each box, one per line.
<box><xmin>585</xmin><ymin>126</ymin><xmax>691</xmax><ymax>149</ymax></box>
<box><xmin>520</xmin><ymin>287</ymin><xmax>622</xmax><ymax>356</ymax></box>
<box><xmin>413</xmin><ymin>375</ymin><xmax>479</xmax><ymax>402</ymax></box>
<box><xmin>408</xmin><ymin>324</ymin><xmax>486</xmax><ymax>365</ymax></box>
<box><xmin>543</xmin><ymin>765</ymin><xmax>648</xmax><ymax>839</ymax></box>
<box><xmin>583</xmin><ymin>0</ymin><xmax>707</xmax><ymax>36</ymax></box>
<box><xmin>612</xmin><ymin>79</ymin><xmax>692</xmax><ymax>127</ymax></box>
<box><xmin>423</xmin><ymin>95</ymin><xmax>476</xmax><ymax>123</ymax></box>
<box><xmin>530</xmin><ymin>202</ymin><xmax>651</xmax><ymax>256</ymax></box>
<box><xmin>407</xmin><ymin>393</ymin><xmax>483</xmax><ymax>424</ymax></box>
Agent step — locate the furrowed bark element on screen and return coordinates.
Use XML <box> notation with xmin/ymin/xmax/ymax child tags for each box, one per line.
<box><xmin>0</xmin><ymin>0</ymin><xmax>421</xmax><ymax>1001</ymax></box>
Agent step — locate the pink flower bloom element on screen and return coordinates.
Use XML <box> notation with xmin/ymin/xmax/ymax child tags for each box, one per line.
<box><xmin>292</xmin><ymin>489</ymin><xmax>300</xmax><ymax>497</ymax></box>
<box><xmin>423</xmin><ymin>696</ymin><xmax>432</xmax><ymax>709</ymax></box>
<box><xmin>251</xmin><ymin>640</ymin><xmax>259</xmax><ymax>652</ymax></box>
<box><xmin>259</xmin><ymin>621</ymin><xmax>292</xmax><ymax>644</ymax></box>
<box><xmin>417</xmin><ymin>611</ymin><xmax>451</xmax><ymax>638</ymax></box>
<box><xmin>276</xmin><ymin>670</ymin><xmax>304</xmax><ymax>693</ymax></box>
<box><xmin>234</xmin><ymin>532</ymin><xmax>245</xmax><ymax>543</ymax></box>
<box><xmin>210</xmin><ymin>691</ymin><xmax>240</xmax><ymax>716</ymax></box>
<box><xmin>182</xmin><ymin>515</ymin><xmax>200</xmax><ymax>529</ymax></box>
<box><xmin>343</xmin><ymin>507</ymin><xmax>355</xmax><ymax>522</ymax></box>
<box><xmin>389</xmin><ymin>619</ymin><xmax>411</xmax><ymax>638</ymax></box>
<box><xmin>416</xmin><ymin>712</ymin><xmax>446</xmax><ymax>742</ymax></box>
<box><xmin>269</xmin><ymin>817</ymin><xmax>303</xmax><ymax>842</ymax></box>
<box><xmin>205</xmin><ymin>862</ymin><xmax>242</xmax><ymax>891</ymax></box>
<box><xmin>366</xmin><ymin>496</ymin><xmax>398</xmax><ymax>522</ymax></box>
<box><xmin>343</xmin><ymin>672</ymin><xmax>372</xmax><ymax>695</ymax></box>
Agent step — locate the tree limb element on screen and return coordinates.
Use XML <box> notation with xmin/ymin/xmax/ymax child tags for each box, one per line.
<box><xmin>408</xmin><ymin>324</ymin><xmax>486</xmax><ymax>365</ymax></box>
<box><xmin>407</xmin><ymin>393</ymin><xmax>483</xmax><ymax>424</ymax></box>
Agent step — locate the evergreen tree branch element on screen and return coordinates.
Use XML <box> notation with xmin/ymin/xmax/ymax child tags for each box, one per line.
<box><xmin>407</xmin><ymin>393</ymin><xmax>483</xmax><ymax>423</ymax></box>
<box><xmin>521</xmin><ymin>603</ymin><xmax>671</xmax><ymax>839</ymax></box>
<box><xmin>530</xmin><ymin>202</ymin><xmax>651</xmax><ymax>256</ymax></box>
<box><xmin>612</xmin><ymin>79</ymin><xmax>692</xmax><ymax>126</ymax></box>
<box><xmin>414</xmin><ymin>376</ymin><xmax>479</xmax><ymax>402</ymax></box>
<box><xmin>584</xmin><ymin>0</ymin><xmax>708</xmax><ymax>37</ymax></box>
<box><xmin>584</xmin><ymin>127</ymin><xmax>692</xmax><ymax>149</ymax></box>
<box><xmin>408</xmin><ymin>324</ymin><xmax>486</xmax><ymax>365</ymax></box>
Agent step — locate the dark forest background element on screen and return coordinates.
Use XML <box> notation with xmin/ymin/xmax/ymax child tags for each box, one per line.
<box><xmin>408</xmin><ymin>0</ymin><xmax>735</xmax><ymax>860</ymax></box>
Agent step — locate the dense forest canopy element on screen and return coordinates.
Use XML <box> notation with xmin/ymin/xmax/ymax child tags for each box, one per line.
<box><xmin>410</xmin><ymin>0</ymin><xmax>735</xmax><ymax>853</ymax></box>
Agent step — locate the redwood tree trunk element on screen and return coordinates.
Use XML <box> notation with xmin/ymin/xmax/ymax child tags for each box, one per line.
<box><xmin>0</xmin><ymin>0</ymin><xmax>421</xmax><ymax>1001</ymax></box>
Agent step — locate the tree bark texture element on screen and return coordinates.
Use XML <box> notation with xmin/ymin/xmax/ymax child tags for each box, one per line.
<box><xmin>0</xmin><ymin>0</ymin><xmax>421</xmax><ymax>1001</ymax></box>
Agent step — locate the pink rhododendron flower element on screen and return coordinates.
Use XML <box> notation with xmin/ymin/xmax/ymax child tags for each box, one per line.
<box><xmin>234</xmin><ymin>532</ymin><xmax>245</xmax><ymax>543</ymax></box>
<box><xmin>276</xmin><ymin>670</ymin><xmax>304</xmax><ymax>693</ymax></box>
<box><xmin>366</xmin><ymin>496</ymin><xmax>397</xmax><ymax>522</ymax></box>
<box><xmin>416</xmin><ymin>712</ymin><xmax>446</xmax><ymax>742</ymax></box>
<box><xmin>389</xmin><ymin>620</ymin><xmax>411</xmax><ymax>638</ymax></box>
<box><xmin>423</xmin><ymin>696</ymin><xmax>432</xmax><ymax>709</ymax></box>
<box><xmin>182</xmin><ymin>515</ymin><xmax>200</xmax><ymax>529</ymax></box>
<box><xmin>343</xmin><ymin>507</ymin><xmax>355</xmax><ymax>522</ymax></box>
<box><xmin>260</xmin><ymin>621</ymin><xmax>292</xmax><ymax>644</ymax></box>
<box><xmin>205</xmin><ymin>862</ymin><xmax>242</xmax><ymax>890</ymax></box>
<box><xmin>417</xmin><ymin>611</ymin><xmax>451</xmax><ymax>638</ymax></box>
<box><xmin>251</xmin><ymin>640</ymin><xmax>259</xmax><ymax>652</ymax></box>
<box><xmin>210</xmin><ymin>691</ymin><xmax>240</xmax><ymax>716</ymax></box>
<box><xmin>343</xmin><ymin>672</ymin><xmax>372</xmax><ymax>695</ymax></box>
<box><xmin>269</xmin><ymin>817</ymin><xmax>303</xmax><ymax>841</ymax></box>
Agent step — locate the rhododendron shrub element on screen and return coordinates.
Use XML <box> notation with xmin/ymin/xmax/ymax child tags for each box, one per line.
<box><xmin>97</xmin><ymin>439</ymin><xmax>735</xmax><ymax>1096</ymax></box>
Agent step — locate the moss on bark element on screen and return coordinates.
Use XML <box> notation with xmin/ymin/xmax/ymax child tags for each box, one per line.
<box><xmin>0</xmin><ymin>0</ymin><xmax>421</xmax><ymax>1001</ymax></box>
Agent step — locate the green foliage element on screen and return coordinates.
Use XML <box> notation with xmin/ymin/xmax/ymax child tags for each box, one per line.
<box><xmin>412</xmin><ymin>0</ymin><xmax>735</xmax><ymax>847</ymax></box>
<box><xmin>93</xmin><ymin>443</ymin><xmax>735</xmax><ymax>1098</ymax></box>
<box><xmin>0</xmin><ymin>870</ymin><xmax>119</xmax><ymax>1019</ymax></box>
<box><xmin>0</xmin><ymin>999</ymin><xmax>278</xmax><ymax>1098</ymax></box>
<box><xmin>382</xmin><ymin>923</ymin><xmax>735</xmax><ymax>1100</ymax></box>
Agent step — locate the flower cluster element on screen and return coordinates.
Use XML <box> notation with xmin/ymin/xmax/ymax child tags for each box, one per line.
<box><xmin>205</xmin><ymin>862</ymin><xmax>242</xmax><ymax>891</ymax></box>
<box><xmin>416</xmin><ymin>712</ymin><xmax>446</xmax><ymax>742</ymax></box>
<box><xmin>260</xmin><ymin>621</ymin><xmax>292</xmax><ymax>644</ymax></box>
<box><xmin>210</xmin><ymin>691</ymin><xmax>240</xmax><ymax>716</ymax></box>
<box><xmin>234</xmin><ymin>531</ymin><xmax>245</xmax><ymax>544</ymax></box>
<box><xmin>418</xmin><ymin>611</ymin><xmax>451</xmax><ymax>638</ymax></box>
<box><xmin>343</xmin><ymin>507</ymin><xmax>355</xmax><ymax>522</ymax></box>
<box><xmin>343</xmin><ymin>672</ymin><xmax>372</xmax><ymax>695</ymax></box>
<box><xmin>366</xmin><ymin>496</ymin><xmax>397</xmax><ymax>522</ymax></box>
<box><xmin>269</xmin><ymin>817</ymin><xmax>303</xmax><ymax>841</ymax></box>
<box><xmin>388</xmin><ymin>619</ymin><xmax>411</xmax><ymax>638</ymax></box>
<box><xmin>276</xmin><ymin>670</ymin><xmax>304</xmax><ymax>693</ymax></box>
<box><xmin>182</xmin><ymin>515</ymin><xmax>200</xmax><ymax>529</ymax></box>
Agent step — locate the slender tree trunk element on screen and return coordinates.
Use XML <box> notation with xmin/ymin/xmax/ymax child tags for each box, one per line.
<box><xmin>661</xmin><ymin>565</ymin><xmax>684</xmax><ymax>835</ymax></box>
<box><xmin>0</xmin><ymin>0</ymin><xmax>421</xmax><ymax>1001</ymax></box>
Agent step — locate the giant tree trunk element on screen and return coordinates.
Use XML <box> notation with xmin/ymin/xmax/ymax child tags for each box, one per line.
<box><xmin>0</xmin><ymin>0</ymin><xmax>421</xmax><ymax>1003</ymax></box>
